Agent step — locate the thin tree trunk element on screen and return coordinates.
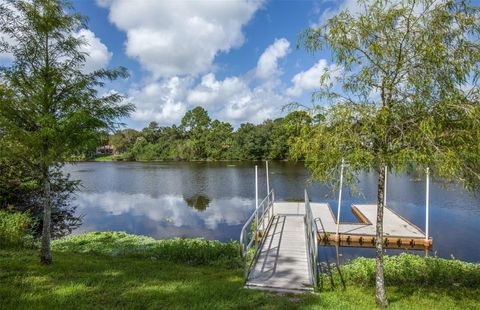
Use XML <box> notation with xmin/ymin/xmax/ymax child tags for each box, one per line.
<box><xmin>40</xmin><ymin>29</ymin><xmax>53</xmax><ymax>265</ymax></box>
<box><xmin>375</xmin><ymin>165</ymin><xmax>387</xmax><ymax>307</ymax></box>
<box><xmin>40</xmin><ymin>164</ymin><xmax>52</xmax><ymax>265</ymax></box>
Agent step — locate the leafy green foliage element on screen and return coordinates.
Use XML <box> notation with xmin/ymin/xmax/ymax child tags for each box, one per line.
<box><xmin>297</xmin><ymin>1</ymin><xmax>479</xmax><ymax>305</ymax></box>
<box><xmin>333</xmin><ymin>253</ymin><xmax>480</xmax><ymax>288</ymax></box>
<box><xmin>109</xmin><ymin>129</ymin><xmax>140</xmax><ymax>156</ymax></box>
<box><xmin>52</xmin><ymin>232</ymin><xmax>241</xmax><ymax>267</ymax></box>
<box><xmin>0</xmin><ymin>210</ymin><xmax>33</xmax><ymax>248</ymax></box>
<box><xmin>0</xmin><ymin>0</ymin><xmax>134</xmax><ymax>263</ymax></box>
<box><xmin>107</xmin><ymin>106</ymin><xmax>303</xmax><ymax>161</ymax></box>
<box><xmin>295</xmin><ymin>0</ymin><xmax>480</xmax><ymax>188</ymax></box>
<box><xmin>0</xmin><ymin>0</ymin><xmax>135</xmax><ymax>167</ymax></box>
<box><xmin>0</xmin><ymin>157</ymin><xmax>81</xmax><ymax>238</ymax></box>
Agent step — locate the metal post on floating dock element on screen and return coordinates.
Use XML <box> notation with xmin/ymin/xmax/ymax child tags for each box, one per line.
<box><xmin>426</xmin><ymin>167</ymin><xmax>430</xmax><ymax>241</ymax></box>
<box><xmin>266</xmin><ymin>161</ymin><xmax>270</xmax><ymax>195</ymax></box>
<box><xmin>266</xmin><ymin>160</ymin><xmax>271</xmax><ymax>222</ymax></box>
<box><xmin>335</xmin><ymin>158</ymin><xmax>345</xmax><ymax>242</ymax></box>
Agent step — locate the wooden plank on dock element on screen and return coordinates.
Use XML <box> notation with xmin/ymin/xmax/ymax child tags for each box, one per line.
<box><xmin>311</xmin><ymin>203</ymin><xmax>432</xmax><ymax>247</ymax></box>
<box><xmin>246</xmin><ymin>203</ymin><xmax>314</xmax><ymax>293</ymax></box>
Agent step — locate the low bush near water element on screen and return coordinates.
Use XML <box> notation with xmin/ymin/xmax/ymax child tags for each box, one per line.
<box><xmin>52</xmin><ymin>231</ymin><xmax>241</xmax><ymax>267</ymax></box>
<box><xmin>0</xmin><ymin>210</ymin><xmax>33</xmax><ymax>248</ymax></box>
<box><xmin>336</xmin><ymin>253</ymin><xmax>480</xmax><ymax>288</ymax></box>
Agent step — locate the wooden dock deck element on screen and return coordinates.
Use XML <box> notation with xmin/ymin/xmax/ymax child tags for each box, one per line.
<box><xmin>312</xmin><ymin>203</ymin><xmax>432</xmax><ymax>248</ymax></box>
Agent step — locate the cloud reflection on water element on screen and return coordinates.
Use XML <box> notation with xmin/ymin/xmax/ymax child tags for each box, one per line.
<box><xmin>76</xmin><ymin>191</ymin><xmax>253</xmax><ymax>231</ymax></box>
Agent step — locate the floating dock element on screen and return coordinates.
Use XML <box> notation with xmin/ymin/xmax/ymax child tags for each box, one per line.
<box><xmin>240</xmin><ymin>193</ymin><xmax>432</xmax><ymax>293</ymax></box>
<box><xmin>313</xmin><ymin>203</ymin><xmax>432</xmax><ymax>248</ymax></box>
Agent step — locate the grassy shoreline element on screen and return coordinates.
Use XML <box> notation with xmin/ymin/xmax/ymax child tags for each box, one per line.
<box><xmin>1</xmin><ymin>232</ymin><xmax>479</xmax><ymax>309</ymax></box>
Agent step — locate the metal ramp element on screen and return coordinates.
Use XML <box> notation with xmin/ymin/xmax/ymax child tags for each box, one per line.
<box><xmin>240</xmin><ymin>190</ymin><xmax>318</xmax><ymax>293</ymax></box>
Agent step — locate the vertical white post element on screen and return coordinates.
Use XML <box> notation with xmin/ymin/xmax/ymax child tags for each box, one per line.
<box><xmin>426</xmin><ymin>167</ymin><xmax>430</xmax><ymax>241</ymax></box>
<box><xmin>266</xmin><ymin>160</ymin><xmax>270</xmax><ymax>225</ymax></box>
<box><xmin>266</xmin><ymin>161</ymin><xmax>270</xmax><ymax>195</ymax></box>
<box><xmin>384</xmin><ymin>165</ymin><xmax>387</xmax><ymax>207</ymax></box>
<box><xmin>335</xmin><ymin>159</ymin><xmax>345</xmax><ymax>241</ymax></box>
<box><xmin>255</xmin><ymin>165</ymin><xmax>259</xmax><ymax>238</ymax></box>
<box><xmin>255</xmin><ymin>165</ymin><xmax>259</xmax><ymax>209</ymax></box>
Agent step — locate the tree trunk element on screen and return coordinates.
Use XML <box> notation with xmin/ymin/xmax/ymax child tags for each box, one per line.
<box><xmin>40</xmin><ymin>164</ymin><xmax>52</xmax><ymax>265</ymax></box>
<box><xmin>375</xmin><ymin>165</ymin><xmax>387</xmax><ymax>307</ymax></box>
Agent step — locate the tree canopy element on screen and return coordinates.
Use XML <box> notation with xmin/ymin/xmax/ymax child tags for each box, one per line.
<box><xmin>0</xmin><ymin>0</ymin><xmax>134</xmax><ymax>264</ymax></box>
<box><xmin>295</xmin><ymin>0</ymin><xmax>480</xmax><ymax>306</ymax></box>
<box><xmin>107</xmin><ymin>106</ymin><xmax>298</xmax><ymax>161</ymax></box>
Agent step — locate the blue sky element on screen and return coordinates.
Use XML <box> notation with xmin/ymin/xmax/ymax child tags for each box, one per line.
<box><xmin>66</xmin><ymin>0</ymin><xmax>344</xmax><ymax>129</ymax></box>
<box><xmin>3</xmin><ymin>0</ymin><xmax>476</xmax><ymax>129</ymax></box>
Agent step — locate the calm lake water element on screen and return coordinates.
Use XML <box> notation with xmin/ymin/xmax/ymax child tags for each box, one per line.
<box><xmin>64</xmin><ymin>161</ymin><xmax>480</xmax><ymax>263</ymax></box>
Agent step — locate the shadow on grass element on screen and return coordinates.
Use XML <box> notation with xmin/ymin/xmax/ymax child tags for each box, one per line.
<box><xmin>0</xmin><ymin>250</ymin><xmax>306</xmax><ymax>309</ymax></box>
<box><xmin>1</xmin><ymin>250</ymin><xmax>479</xmax><ymax>310</ymax></box>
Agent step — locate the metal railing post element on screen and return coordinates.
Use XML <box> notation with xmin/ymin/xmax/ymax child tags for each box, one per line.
<box><xmin>266</xmin><ymin>161</ymin><xmax>270</xmax><ymax>229</ymax></box>
<box><xmin>305</xmin><ymin>189</ymin><xmax>318</xmax><ymax>288</ymax></box>
<box><xmin>272</xmin><ymin>189</ymin><xmax>275</xmax><ymax>216</ymax></box>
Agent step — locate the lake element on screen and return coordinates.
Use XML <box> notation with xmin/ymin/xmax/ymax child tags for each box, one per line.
<box><xmin>64</xmin><ymin>161</ymin><xmax>480</xmax><ymax>263</ymax></box>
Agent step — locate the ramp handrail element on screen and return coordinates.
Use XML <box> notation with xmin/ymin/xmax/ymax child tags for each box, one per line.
<box><xmin>240</xmin><ymin>189</ymin><xmax>275</xmax><ymax>281</ymax></box>
<box><xmin>305</xmin><ymin>189</ymin><xmax>319</xmax><ymax>288</ymax></box>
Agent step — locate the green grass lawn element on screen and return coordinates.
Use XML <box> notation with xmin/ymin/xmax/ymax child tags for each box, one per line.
<box><xmin>1</xmin><ymin>249</ymin><xmax>479</xmax><ymax>310</ymax></box>
<box><xmin>93</xmin><ymin>155</ymin><xmax>113</xmax><ymax>161</ymax></box>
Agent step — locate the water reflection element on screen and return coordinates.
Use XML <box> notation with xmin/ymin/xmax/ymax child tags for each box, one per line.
<box><xmin>184</xmin><ymin>195</ymin><xmax>210</xmax><ymax>212</ymax></box>
<box><xmin>65</xmin><ymin>161</ymin><xmax>480</xmax><ymax>262</ymax></box>
<box><xmin>74</xmin><ymin>191</ymin><xmax>252</xmax><ymax>241</ymax></box>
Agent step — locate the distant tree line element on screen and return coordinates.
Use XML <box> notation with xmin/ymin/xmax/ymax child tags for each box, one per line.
<box><xmin>105</xmin><ymin>107</ymin><xmax>313</xmax><ymax>161</ymax></box>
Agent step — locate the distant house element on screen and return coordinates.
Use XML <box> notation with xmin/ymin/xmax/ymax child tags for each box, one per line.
<box><xmin>96</xmin><ymin>145</ymin><xmax>114</xmax><ymax>155</ymax></box>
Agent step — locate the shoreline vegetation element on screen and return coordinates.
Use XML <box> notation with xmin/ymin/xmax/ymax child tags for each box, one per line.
<box><xmin>73</xmin><ymin>156</ymin><xmax>295</xmax><ymax>163</ymax></box>
<box><xmin>74</xmin><ymin>107</ymin><xmax>311</xmax><ymax>162</ymax></box>
<box><xmin>1</xmin><ymin>231</ymin><xmax>479</xmax><ymax>309</ymax></box>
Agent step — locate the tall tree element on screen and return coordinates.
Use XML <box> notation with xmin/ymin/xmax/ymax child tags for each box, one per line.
<box><xmin>141</xmin><ymin>121</ymin><xmax>160</xmax><ymax>144</ymax></box>
<box><xmin>109</xmin><ymin>128</ymin><xmax>139</xmax><ymax>155</ymax></box>
<box><xmin>206</xmin><ymin>120</ymin><xmax>233</xmax><ymax>160</ymax></box>
<box><xmin>233</xmin><ymin>123</ymin><xmax>268</xmax><ymax>160</ymax></box>
<box><xmin>181</xmin><ymin>106</ymin><xmax>211</xmax><ymax>159</ymax></box>
<box><xmin>0</xmin><ymin>0</ymin><xmax>134</xmax><ymax>264</ymax></box>
<box><xmin>263</xmin><ymin>119</ymin><xmax>289</xmax><ymax>160</ymax></box>
<box><xmin>295</xmin><ymin>0</ymin><xmax>479</xmax><ymax>306</ymax></box>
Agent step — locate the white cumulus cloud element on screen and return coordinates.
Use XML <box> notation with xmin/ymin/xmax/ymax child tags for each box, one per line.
<box><xmin>128</xmin><ymin>38</ymin><xmax>291</xmax><ymax>127</ymax></box>
<box><xmin>286</xmin><ymin>59</ymin><xmax>341</xmax><ymax>97</ymax></box>
<box><xmin>98</xmin><ymin>0</ymin><xmax>263</xmax><ymax>78</ymax></box>
<box><xmin>187</xmin><ymin>72</ymin><xmax>281</xmax><ymax>124</ymax></box>
<box><xmin>255</xmin><ymin>38</ymin><xmax>290</xmax><ymax>80</ymax></box>
<box><xmin>314</xmin><ymin>0</ymin><xmax>366</xmax><ymax>27</ymax></box>
<box><xmin>129</xmin><ymin>76</ymin><xmax>192</xmax><ymax>125</ymax></box>
<box><xmin>187</xmin><ymin>73</ymin><xmax>248</xmax><ymax>107</ymax></box>
<box><xmin>186</xmin><ymin>38</ymin><xmax>291</xmax><ymax>124</ymax></box>
<box><xmin>75</xmin><ymin>29</ymin><xmax>112</xmax><ymax>73</ymax></box>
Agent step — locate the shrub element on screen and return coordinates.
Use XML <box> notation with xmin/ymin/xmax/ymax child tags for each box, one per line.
<box><xmin>52</xmin><ymin>231</ymin><xmax>241</xmax><ymax>267</ymax></box>
<box><xmin>333</xmin><ymin>253</ymin><xmax>480</xmax><ymax>288</ymax></box>
<box><xmin>0</xmin><ymin>210</ymin><xmax>33</xmax><ymax>248</ymax></box>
